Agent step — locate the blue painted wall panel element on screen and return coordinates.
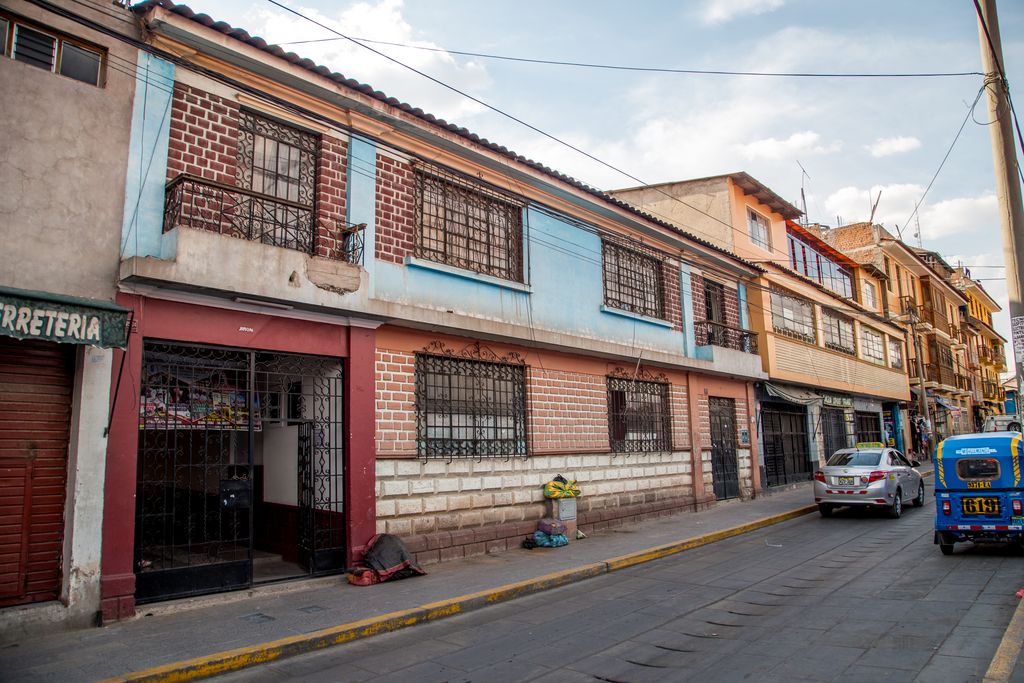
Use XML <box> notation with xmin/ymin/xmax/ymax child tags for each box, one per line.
<box><xmin>121</xmin><ymin>53</ymin><xmax>174</xmax><ymax>258</ymax></box>
<box><xmin>347</xmin><ymin>136</ymin><xmax>378</xmax><ymax>287</ymax></box>
<box><xmin>372</xmin><ymin>205</ymin><xmax>685</xmax><ymax>354</ymax></box>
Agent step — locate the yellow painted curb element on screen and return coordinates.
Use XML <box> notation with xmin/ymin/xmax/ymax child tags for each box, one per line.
<box><xmin>99</xmin><ymin>503</ymin><xmax>819</xmax><ymax>682</ymax></box>
<box><xmin>984</xmin><ymin>593</ymin><xmax>1024</xmax><ymax>683</ymax></box>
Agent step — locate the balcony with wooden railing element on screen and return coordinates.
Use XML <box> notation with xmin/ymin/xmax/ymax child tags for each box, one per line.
<box><xmin>983</xmin><ymin>381</ymin><xmax>1005</xmax><ymax>403</ymax></box>
<box><xmin>925</xmin><ymin>362</ymin><xmax>956</xmax><ymax>388</ymax></box>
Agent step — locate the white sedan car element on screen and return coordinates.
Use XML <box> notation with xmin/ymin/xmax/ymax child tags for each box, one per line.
<box><xmin>814</xmin><ymin>446</ymin><xmax>924</xmax><ymax>518</ymax></box>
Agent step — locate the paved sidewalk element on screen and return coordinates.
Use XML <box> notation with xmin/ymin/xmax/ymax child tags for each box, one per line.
<box><xmin>1</xmin><ymin>466</ymin><xmax>971</xmax><ymax>683</ymax></box>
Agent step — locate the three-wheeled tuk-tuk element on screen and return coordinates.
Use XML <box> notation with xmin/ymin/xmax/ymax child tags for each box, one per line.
<box><xmin>934</xmin><ymin>432</ymin><xmax>1024</xmax><ymax>555</ymax></box>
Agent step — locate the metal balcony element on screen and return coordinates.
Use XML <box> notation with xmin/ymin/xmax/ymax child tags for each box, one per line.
<box><xmin>163</xmin><ymin>174</ymin><xmax>363</xmax><ymax>265</ymax></box>
<box><xmin>695</xmin><ymin>320</ymin><xmax>758</xmax><ymax>354</ymax></box>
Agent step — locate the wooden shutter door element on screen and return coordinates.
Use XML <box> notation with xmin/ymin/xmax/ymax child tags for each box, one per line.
<box><xmin>0</xmin><ymin>337</ymin><xmax>74</xmax><ymax>607</ymax></box>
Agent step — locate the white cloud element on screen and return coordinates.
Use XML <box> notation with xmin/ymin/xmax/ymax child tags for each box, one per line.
<box><xmin>866</xmin><ymin>136</ymin><xmax>921</xmax><ymax>157</ymax></box>
<box><xmin>246</xmin><ymin>0</ymin><xmax>491</xmax><ymax>122</ymax></box>
<box><xmin>701</xmin><ymin>0</ymin><xmax>785</xmax><ymax>25</ymax></box>
<box><xmin>823</xmin><ymin>184</ymin><xmax>998</xmax><ymax>240</ymax></box>
<box><xmin>739</xmin><ymin>131</ymin><xmax>842</xmax><ymax>161</ymax></box>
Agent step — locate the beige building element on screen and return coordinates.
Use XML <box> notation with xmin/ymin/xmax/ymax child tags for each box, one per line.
<box><xmin>613</xmin><ymin>176</ymin><xmax>911</xmax><ymax>484</ymax></box>
<box><xmin>821</xmin><ymin>224</ymin><xmax>971</xmax><ymax>446</ymax></box>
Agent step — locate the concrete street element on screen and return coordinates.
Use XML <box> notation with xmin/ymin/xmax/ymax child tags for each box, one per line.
<box><xmin>217</xmin><ymin>485</ymin><xmax>1022</xmax><ymax>683</ymax></box>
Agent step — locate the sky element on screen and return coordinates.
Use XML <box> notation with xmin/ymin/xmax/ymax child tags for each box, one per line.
<box><xmin>178</xmin><ymin>0</ymin><xmax>1022</xmax><ymax>364</ymax></box>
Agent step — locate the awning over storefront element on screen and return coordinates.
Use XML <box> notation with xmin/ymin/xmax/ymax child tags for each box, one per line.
<box><xmin>0</xmin><ymin>285</ymin><xmax>129</xmax><ymax>348</ymax></box>
<box><xmin>764</xmin><ymin>382</ymin><xmax>821</xmax><ymax>406</ymax></box>
<box><xmin>933</xmin><ymin>396</ymin><xmax>958</xmax><ymax>411</ymax></box>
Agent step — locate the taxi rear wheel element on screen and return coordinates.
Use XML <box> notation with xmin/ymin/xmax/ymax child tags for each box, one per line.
<box><xmin>912</xmin><ymin>483</ymin><xmax>925</xmax><ymax>507</ymax></box>
<box><xmin>939</xmin><ymin>542</ymin><xmax>954</xmax><ymax>555</ymax></box>
<box><xmin>818</xmin><ymin>504</ymin><xmax>834</xmax><ymax>517</ymax></box>
<box><xmin>887</xmin><ymin>490</ymin><xmax>903</xmax><ymax>519</ymax></box>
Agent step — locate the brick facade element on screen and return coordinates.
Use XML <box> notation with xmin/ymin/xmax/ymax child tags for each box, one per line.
<box><xmin>371</xmin><ymin>335</ymin><xmax>766</xmax><ymax>567</ymax></box>
<box><xmin>375</xmin><ymin>154</ymin><xmax>416</xmax><ymax>264</ymax></box>
<box><xmin>167</xmin><ymin>83</ymin><xmax>239</xmax><ymax>185</ymax></box>
<box><xmin>663</xmin><ymin>259</ymin><xmax>683</xmax><ymax>330</ymax></box>
<box><xmin>166</xmin><ymin>83</ymin><xmax>350</xmax><ymax>261</ymax></box>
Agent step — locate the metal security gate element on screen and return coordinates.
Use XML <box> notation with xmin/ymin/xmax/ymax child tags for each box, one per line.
<box><xmin>855</xmin><ymin>411</ymin><xmax>882</xmax><ymax>444</ymax></box>
<box><xmin>709</xmin><ymin>397</ymin><xmax>739</xmax><ymax>500</ymax></box>
<box><xmin>0</xmin><ymin>337</ymin><xmax>74</xmax><ymax>608</ymax></box>
<box><xmin>135</xmin><ymin>343</ymin><xmax>344</xmax><ymax>603</ymax></box>
<box><xmin>762</xmin><ymin>403</ymin><xmax>812</xmax><ymax>486</ymax></box>
<box><xmin>821</xmin><ymin>408</ymin><xmax>850</xmax><ymax>462</ymax></box>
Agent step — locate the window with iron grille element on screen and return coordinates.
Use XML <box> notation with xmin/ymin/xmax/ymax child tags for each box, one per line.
<box><xmin>413</xmin><ymin>168</ymin><xmax>525</xmax><ymax>282</ymax></box>
<box><xmin>415</xmin><ymin>354</ymin><xmax>527</xmax><ymax>458</ymax></box>
<box><xmin>236</xmin><ymin>110</ymin><xmax>319</xmax><ymax>252</ymax></box>
<box><xmin>770</xmin><ymin>290</ymin><xmax>815</xmax><ymax>343</ymax></box>
<box><xmin>607</xmin><ymin>377</ymin><xmax>670</xmax><ymax>453</ymax></box>
<box><xmin>860</xmin><ymin>326</ymin><xmax>885</xmax><ymax>365</ymax></box>
<box><xmin>602</xmin><ymin>241</ymin><xmax>664</xmax><ymax>319</ymax></box>
<box><xmin>822</xmin><ymin>308</ymin><xmax>855</xmax><ymax>355</ymax></box>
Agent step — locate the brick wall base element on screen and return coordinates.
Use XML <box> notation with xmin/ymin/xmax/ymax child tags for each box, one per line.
<box><xmin>403</xmin><ymin>493</ymin><xmax>706</xmax><ymax>567</ymax></box>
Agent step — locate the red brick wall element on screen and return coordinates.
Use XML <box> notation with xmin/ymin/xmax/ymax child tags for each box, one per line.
<box><xmin>670</xmin><ymin>383</ymin><xmax>690</xmax><ymax>449</ymax></box>
<box><xmin>376</xmin><ymin>349</ymin><xmax>417</xmax><ymax>456</ymax></box>
<box><xmin>167</xmin><ymin>83</ymin><xmax>239</xmax><ymax>184</ymax></box>
<box><xmin>527</xmin><ymin>369</ymin><xmax>609</xmax><ymax>452</ymax></box>
<box><xmin>166</xmin><ymin>83</ymin><xmax>350</xmax><ymax>261</ymax></box>
<box><xmin>723</xmin><ymin>285</ymin><xmax>741</xmax><ymax>329</ymax></box>
<box><xmin>314</xmin><ymin>136</ymin><xmax>350</xmax><ymax>261</ymax></box>
<box><xmin>375</xmin><ymin>154</ymin><xmax>416</xmax><ymax>264</ymax></box>
<box><xmin>663</xmin><ymin>260</ymin><xmax>682</xmax><ymax>330</ymax></box>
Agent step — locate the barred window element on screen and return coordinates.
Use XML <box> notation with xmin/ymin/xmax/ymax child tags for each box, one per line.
<box><xmin>414</xmin><ymin>168</ymin><xmax>524</xmax><ymax>282</ymax></box>
<box><xmin>415</xmin><ymin>354</ymin><xmax>527</xmax><ymax>458</ymax></box>
<box><xmin>822</xmin><ymin>308</ymin><xmax>855</xmax><ymax>355</ymax></box>
<box><xmin>860</xmin><ymin>327</ymin><xmax>885</xmax><ymax>365</ymax></box>
<box><xmin>607</xmin><ymin>377</ymin><xmax>670</xmax><ymax>452</ymax></box>
<box><xmin>888</xmin><ymin>338</ymin><xmax>904</xmax><ymax>369</ymax></box>
<box><xmin>602</xmin><ymin>241</ymin><xmax>664</xmax><ymax>319</ymax></box>
<box><xmin>770</xmin><ymin>290</ymin><xmax>815</xmax><ymax>343</ymax></box>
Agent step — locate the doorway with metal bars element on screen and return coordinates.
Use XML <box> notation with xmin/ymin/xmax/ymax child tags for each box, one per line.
<box><xmin>134</xmin><ymin>342</ymin><xmax>345</xmax><ymax>603</ymax></box>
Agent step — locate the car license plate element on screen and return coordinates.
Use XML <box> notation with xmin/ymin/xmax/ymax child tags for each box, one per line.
<box><xmin>838</xmin><ymin>476</ymin><xmax>855</xmax><ymax>486</ymax></box>
<box><xmin>961</xmin><ymin>497</ymin><xmax>1000</xmax><ymax>515</ymax></box>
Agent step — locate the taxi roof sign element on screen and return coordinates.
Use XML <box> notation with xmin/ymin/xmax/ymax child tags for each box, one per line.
<box><xmin>855</xmin><ymin>442</ymin><xmax>885</xmax><ymax>449</ymax></box>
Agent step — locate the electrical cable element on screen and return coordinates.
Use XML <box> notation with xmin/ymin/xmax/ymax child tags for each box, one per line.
<box><xmin>275</xmin><ymin>34</ymin><xmax>983</xmax><ymax>80</ymax></box>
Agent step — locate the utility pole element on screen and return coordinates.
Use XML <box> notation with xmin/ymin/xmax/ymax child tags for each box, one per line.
<box><xmin>909</xmin><ymin>305</ymin><xmax>934</xmax><ymax>457</ymax></box>
<box><xmin>977</xmin><ymin>0</ymin><xmax>1024</xmax><ymax>411</ymax></box>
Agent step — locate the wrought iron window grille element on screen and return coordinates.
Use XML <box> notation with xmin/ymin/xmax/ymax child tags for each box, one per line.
<box><xmin>412</xmin><ymin>164</ymin><xmax>526</xmax><ymax>283</ymax></box>
<box><xmin>606</xmin><ymin>368</ymin><xmax>670</xmax><ymax>454</ymax></box>
<box><xmin>602</xmin><ymin>240</ymin><xmax>665</xmax><ymax>319</ymax></box>
<box><xmin>415</xmin><ymin>341</ymin><xmax>528</xmax><ymax>461</ymax></box>
<box><xmin>770</xmin><ymin>289</ymin><xmax>816</xmax><ymax>344</ymax></box>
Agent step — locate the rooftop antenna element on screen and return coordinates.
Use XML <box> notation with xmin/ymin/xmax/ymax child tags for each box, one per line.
<box><xmin>868</xmin><ymin>190</ymin><xmax>882</xmax><ymax>224</ymax></box>
<box><xmin>797</xmin><ymin>160</ymin><xmax>810</xmax><ymax>225</ymax></box>
<box><xmin>914</xmin><ymin>213</ymin><xmax>923</xmax><ymax>247</ymax></box>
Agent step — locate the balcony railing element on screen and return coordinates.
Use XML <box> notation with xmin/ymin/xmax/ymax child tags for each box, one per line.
<box><xmin>983</xmin><ymin>381</ymin><xmax>1005</xmax><ymax>402</ymax></box>
<box><xmin>925</xmin><ymin>362</ymin><xmax>957</xmax><ymax>388</ymax></box>
<box><xmin>695</xmin><ymin>320</ymin><xmax>758</xmax><ymax>354</ymax></box>
<box><xmin>163</xmin><ymin>174</ymin><xmax>365</xmax><ymax>265</ymax></box>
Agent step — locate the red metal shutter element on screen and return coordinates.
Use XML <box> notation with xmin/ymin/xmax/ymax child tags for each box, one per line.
<box><xmin>0</xmin><ymin>337</ymin><xmax>74</xmax><ymax>607</ymax></box>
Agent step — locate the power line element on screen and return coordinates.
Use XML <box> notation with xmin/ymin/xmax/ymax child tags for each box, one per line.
<box><xmin>901</xmin><ymin>85</ymin><xmax>987</xmax><ymax>239</ymax></box>
<box><xmin>275</xmin><ymin>34</ymin><xmax>983</xmax><ymax>80</ymax></box>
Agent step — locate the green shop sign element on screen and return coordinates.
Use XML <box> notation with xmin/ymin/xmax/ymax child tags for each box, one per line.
<box><xmin>0</xmin><ymin>286</ymin><xmax>129</xmax><ymax>348</ymax></box>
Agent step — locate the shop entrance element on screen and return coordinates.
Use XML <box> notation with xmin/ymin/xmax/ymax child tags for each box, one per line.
<box><xmin>134</xmin><ymin>343</ymin><xmax>345</xmax><ymax>603</ymax></box>
<box><xmin>761</xmin><ymin>403</ymin><xmax>812</xmax><ymax>486</ymax></box>
<box><xmin>854</xmin><ymin>411</ymin><xmax>882</xmax><ymax>444</ymax></box>
<box><xmin>821</xmin><ymin>408</ymin><xmax>851</xmax><ymax>461</ymax></box>
<box><xmin>709</xmin><ymin>397</ymin><xmax>739</xmax><ymax>500</ymax></box>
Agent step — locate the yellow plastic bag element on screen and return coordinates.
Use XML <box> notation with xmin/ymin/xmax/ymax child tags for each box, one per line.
<box><xmin>543</xmin><ymin>479</ymin><xmax>581</xmax><ymax>498</ymax></box>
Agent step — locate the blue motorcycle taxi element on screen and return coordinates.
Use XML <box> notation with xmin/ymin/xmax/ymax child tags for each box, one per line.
<box><xmin>934</xmin><ymin>432</ymin><xmax>1024</xmax><ymax>555</ymax></box>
